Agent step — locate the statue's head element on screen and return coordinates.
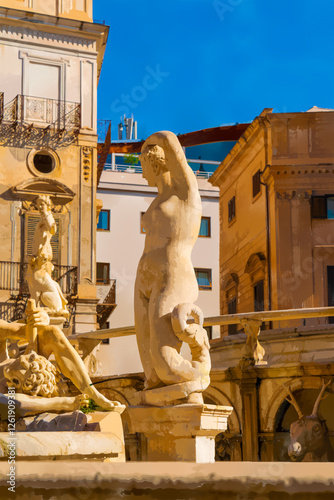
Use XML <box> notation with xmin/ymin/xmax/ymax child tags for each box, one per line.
<box><xmin>35</xmin><ymin>195</ymin><xmax>52</xmax><ymax>212</ymax></box>
<box><xmin>140</xmin><ymin>145</ymin><xmax>167</xmax><ymax>186</ymax></box>
<box><xmin>4</xmin><ymin>351</ymin><xmax>60</xmax><ymax>398</ymax></box>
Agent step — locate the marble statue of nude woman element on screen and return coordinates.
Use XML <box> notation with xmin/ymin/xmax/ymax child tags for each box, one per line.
<box><xmin>134</xmin><ymin>131</ymin><xmax>211</xmax><ymax>406</ymax></box>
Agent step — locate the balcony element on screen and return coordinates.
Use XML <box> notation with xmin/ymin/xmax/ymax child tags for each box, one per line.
<box><xmin>0</xmin><ymin>92</ymin><xmax>81</xmax><ymax>146</ymax></box>
<box><xmin>96</xmin><ymin>279</ymin><xmax>117</xmax><ymax>328</ymax></box>
<box><xmin>0</xmin><ymin>261</ymin><xmax>78</xmax><ymax>322</ymax></box>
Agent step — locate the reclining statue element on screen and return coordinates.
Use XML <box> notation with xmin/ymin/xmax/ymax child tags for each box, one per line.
<box><xmin>134</xmin><ymin>131</ymin><xmax>211</xmax><ymax>406</ymax></box>
<box><xmin>0</xmin><ymin>304</ymin><xmax>123</xmax><ymax>419</ymax></box>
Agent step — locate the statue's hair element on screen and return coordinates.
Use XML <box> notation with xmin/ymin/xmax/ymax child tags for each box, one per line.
<box><xmin>141</xmin><ymin>145</ymin><xmax>167</xmax><ymax>171</ymax></box>
<box><xmin>36</xmin><ymin>195</ymin><xmax>52</xmax><ymax>207</ymax></box>
<box><xmin>4</xmin><ymin>351</ymin><xmax>60</xmax><ymax>398</ymax></box>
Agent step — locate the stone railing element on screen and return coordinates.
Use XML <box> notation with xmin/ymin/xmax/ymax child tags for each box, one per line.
<box><xmin>68</xmin><ymin>306</ymin><xmax>334</xmax><ymax>366</ymax></box>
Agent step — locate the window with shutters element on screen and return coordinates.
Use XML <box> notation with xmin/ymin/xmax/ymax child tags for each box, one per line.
<box><xmin>254</xmin><ymin>280</ymin><xmax>264</xmax><ymax>312</ymax></box>
<box><xmin>194</xmin><ymin>268</ymin><xmax>212</xmax><ymax>290</ymax></box>
<box><xmin>252</xmin><ymin>170</ymin><xmax>261</xmax><ymax>198</ymax></box>
<box><xmin>198</xmin><ymin>217</ymin><xmax>211</xmax><ymax>237</ymax></box>
<box><xmin>228</xmin><ymin>196</ymin><xmax>236</xmax><ymax>223</ymax></box>
<box><xmin>24</xmin><ymin>212</ymin><xmax>61</xmax><ymax>265</ymax></box>
<box><xmin>96</xmin><ymin>262</ymin><xmax>110</xmax><ymax>284</ymax></box>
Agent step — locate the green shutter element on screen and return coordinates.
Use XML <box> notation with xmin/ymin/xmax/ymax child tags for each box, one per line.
<box><xmin>25</xmin><ymin>212</ymin><xmax>61</xmax><ymax>265</ymax></box>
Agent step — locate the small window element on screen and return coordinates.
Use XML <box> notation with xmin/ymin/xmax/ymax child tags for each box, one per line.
<box><xmin>311</xmin><ymin>196</ymin><xmax>334</xmax><ymax>219</ymax></box>
<box><xmin>254</xmin><ymin>280</ymin><xmax>264</xmax><ymax>312</ymax></box>
<box><xmin>33</xmin><ymin>152</ymin><xmax>55</xmax><ymax>174</ymax></box>
<box><xmin>140</xmin><ymin>212</ymin><xmax>146</xmax><ymax>233</ymax></box>
<box><xmin>227</xmin><ymin>298</ymin><xmax>237</xmax><ymax>335</ymax></box>
<box><xmin>228</xmin><ymin>196</ymin><xmax>236</xmax><ymax>223</ymax></box>
<box><xmin>252</xmin><ymin>170</ymin><xmax>261</xmax><ymax>198</ymax></box>
<box><xmin>204</xmin><ymin>326</ymin><xmax>213</xmax><ymax>340</ymax></box>
<box><xmin>311</xmin><ymin>196</ymin><xmax>327</xmax><ymax>218</ymax></box>
<box><xmin>96</xmin><ymin>262</ymin><xmax>110</xmax><ymax>284</ymax></box>
<box><xmin>199</xmin><ymin>216</ymin><xmax>211</xmax><ymax>237</ymax></box>
<box><xmin>102</xmin><ymin>338</ymin><xmax>110</xmax><ymax>345</ymax></box>
<box><xmin>97</xmin><ymin>210</ymin><xmax>110</xmax><ymax>231</ymax></box>
<box><xmin>327</xmin><ymin>198</ymin><xmax>334</xmax><ymax>219</ymax></box>
<box><xmin>195</xmin><ymin>268</ymin><xmax>212</xmax><ymax>290</ymax></box>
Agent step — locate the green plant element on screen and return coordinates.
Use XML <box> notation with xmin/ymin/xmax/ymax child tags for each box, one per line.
<box><xmin>79</xmin><ymin>398</ymin><xmax>98</xmax><ymax>414</ymax></box>
<box><xmin>124</xmin><ymin>154</ymin><xmax>139</xmax><ymax>166</ymax></box>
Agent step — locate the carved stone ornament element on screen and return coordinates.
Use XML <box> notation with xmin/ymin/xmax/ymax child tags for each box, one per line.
<box><xmin>276</xmin><ymin>191</ymin><xmax>312</xmax><ymax>200</ymax></box>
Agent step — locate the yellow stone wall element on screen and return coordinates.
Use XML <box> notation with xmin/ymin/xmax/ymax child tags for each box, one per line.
<box><xmin>211</xmin><ymin>110</ymin><xmax>334</xmax><ymax>334</ymax></box>
<box><xmin>0</xmin><ymin>0</ymin><xmax>93</xmax><ymax>22</ymax></box>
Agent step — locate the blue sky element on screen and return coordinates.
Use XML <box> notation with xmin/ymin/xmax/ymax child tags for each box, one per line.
<box><xmin>94</xmin><ymin>0</ymin><xmax>334</xmax><ymax>140</ymax></box>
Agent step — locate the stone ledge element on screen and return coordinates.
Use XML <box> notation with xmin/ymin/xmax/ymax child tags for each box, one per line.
<box><xmin>0</xmin><ymin>462</ymin><xmax>333</xmax><ymax>498</ymax></box>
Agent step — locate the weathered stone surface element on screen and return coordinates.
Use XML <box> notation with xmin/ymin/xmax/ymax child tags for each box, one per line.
<box><xmin>134</xmin><ymin>131</ymin><xmax>211</xmax><ymax>406</ymax></box>
<box><xmin>1</xmin><ymin>461</ymin><xmax>333</xmax><ymax>498</ymax></box>
<box><xmin>128</xmin><ymin>404</ymin><xmax>233</xmax><ymax>463</ymax></box>
<box><xmin>0</xmin><ymin>430</ymin><xmax>125</xmax><ymax>461</ymax></box>
<box><xmin>16</xmin><ymin>410</ymin><xmax>88</xmax><ymax>432</ymax></box>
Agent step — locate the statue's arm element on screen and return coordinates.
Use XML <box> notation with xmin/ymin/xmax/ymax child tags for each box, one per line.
<box><xmin>0</xmin><ymin>320</ymin><xmax>26</xmax><ymax>341</ymax></box>
<box><xmin>144</xmin><ymin>131</ymin><xmax>196</xmax><ymax>188</ymax></box>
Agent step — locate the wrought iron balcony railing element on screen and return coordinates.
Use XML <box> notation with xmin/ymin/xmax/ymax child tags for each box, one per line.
<box><xmin>0</xmin><ymin>94</ymin><xmax>81</xmax><ymax>132</ymax></box>
<box><xmin>0</xmin><ymin>261</ymin><xmax>78</xmax><ymax>297</ymax></box>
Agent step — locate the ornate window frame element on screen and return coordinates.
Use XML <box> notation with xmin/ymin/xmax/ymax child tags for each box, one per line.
<box><xmin>19</xmin><ymin>51</ymin><xmax>69</xmax><ymax>102</ymax></box>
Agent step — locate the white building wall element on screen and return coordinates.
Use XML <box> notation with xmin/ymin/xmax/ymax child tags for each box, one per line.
<box><xmin>96</xmin><ymin>170</ymin><xmax>220</xmax><ymax>376</ymax></box>
<box><xmin>0</xmin><ymin>23</ymin><xmax>97</xmax><ymax>128</ymax></box>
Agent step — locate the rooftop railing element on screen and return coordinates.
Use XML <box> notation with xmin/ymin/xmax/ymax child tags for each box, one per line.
<box><xmin>101</xmin><ymin>154</ymin><xmax>218</xmax><ymax>179</ymax></box>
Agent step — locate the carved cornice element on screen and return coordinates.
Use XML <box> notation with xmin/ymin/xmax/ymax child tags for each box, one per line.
<box><xmin>276</xmin><ymin>191</ymin><xmax>312</xmax><ymax>200</ymax></box>
<box><xmin>0</xmin><ymin>24</ymin><xmax>95</xmax><ymax>51</ymax></box>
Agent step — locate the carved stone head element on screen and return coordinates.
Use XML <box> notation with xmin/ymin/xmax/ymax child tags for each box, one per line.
<box><xmin>4</xmin><ymin>351</ymin><xmax>60</xmax><ymax>398</ymax></box>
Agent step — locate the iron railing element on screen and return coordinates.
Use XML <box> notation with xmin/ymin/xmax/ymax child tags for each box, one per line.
<box><xmin>1</xmin><ymin>94</ymin><xmax>81</xmax><ymax>131</ymax></box>
<box><xmin>97</xmin><ymin>279</ymin><xmax>117</xmax><ymax>327</ymax></box>
<box><xmin>0</xmin><ymin>261</ymin><xmax>78</xmax><ymax>296</ymax></box>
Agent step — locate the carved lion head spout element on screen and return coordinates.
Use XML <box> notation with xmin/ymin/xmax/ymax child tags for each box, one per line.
<box><xmin>4</xmin><ymin>351</ymin><xmax>60</xmax><ymax>398</ymax></box>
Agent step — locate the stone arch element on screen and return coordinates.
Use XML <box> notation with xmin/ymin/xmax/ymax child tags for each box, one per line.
<box><xmin>204</xmin><ymin>385</ymin><xmax>241</xmax><ymax>434</ymax></box>
<box><xmin>244</xmin><ymin>252</ymin><xmax>266</xmax><ymax>284</ymax></box>
<box><xmin>263</xmin><ymin>376</ymin><xmax>329</xmax><ymax>433</ymax></box>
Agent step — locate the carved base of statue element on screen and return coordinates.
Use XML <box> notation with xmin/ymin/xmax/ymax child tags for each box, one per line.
<box><xmin>127</xmin><ymin>403</ymin><xmax>233</xmax><ymax>463</ymax></box>
<box><xmin>134</xmin><ymin>380</ymin><xmax>208</xmax><ymax>407</ymax></box>
<box><xmin>0</xmin><ymin>410</ymin><xmax>125</xmax><ymax>462</ymax></box>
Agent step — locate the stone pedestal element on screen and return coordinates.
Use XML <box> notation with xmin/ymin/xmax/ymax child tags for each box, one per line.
<box><xmin>0</xmin><ymin>411</ymin><xmax>125</xmax><ymax>462</ymax></box>
<box><xmin>128</xmin><ymin>404</ymin><xmax>233</xmax><ymax>463</ymax></box>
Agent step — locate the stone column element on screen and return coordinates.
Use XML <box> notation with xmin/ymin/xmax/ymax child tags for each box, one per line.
<box><xmin>128</xmin><ymin>404</ymin><xmax>233</xmax><ymax>463</ymax></box>
<box><xmin>239</xmin><ymin>375</ymin><xmax>259</xmax><ymax>461</ymax></box>
<box><xmin>229</xmin><ymin>435</ymin><xmax>243</xmax><ymax>461</ymax></box>
<box><xmin>260</xmin><ymin>432</ymin><xmax>275</xmax><ymax>461</ymax></box>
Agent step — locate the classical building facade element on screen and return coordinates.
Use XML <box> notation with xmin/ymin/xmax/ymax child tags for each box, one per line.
<box><xmin>210</xmin><ymin>107</ymin><xmax>334</xmax><ymax>334</ymax></box>
<box><xmin>0</xmin><ymin>1</ymin><xmax>110</xmax><ymax>337</ymax></box>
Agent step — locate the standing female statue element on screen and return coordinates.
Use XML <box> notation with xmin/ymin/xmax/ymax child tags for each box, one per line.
<box><xmin>134</xmin><ymin>131</ymin><xmax>211</xmax><ymax>406</ymax></box>
<box><xmin>27</xmin><ymin>195</ymin><xmax>68</xmax><ymax>315</ymax></box>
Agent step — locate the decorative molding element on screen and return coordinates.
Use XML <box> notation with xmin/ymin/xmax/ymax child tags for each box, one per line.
<box><xmin>276</xmin><ymin>191</ymin><xmax>312</xmax><ymax>200</ymax></box>
<box><xmin>12</xmin><ymin>177</ymin><xmax>75</xmax><ymax>205</ymax></box>
<box><xmin>0</xmin><ymin>24</ymin><xmax>95</xmax><ymax>51</ymax></box>
<box><xmin>19</xmin><ymin>51</ymin><xmax>70</xmax><ymax>101</ymax></box>
<box><xmin>82</xmin><ymin>146</ymin><xmax>92</xmax><ymax>182</ymax></box>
